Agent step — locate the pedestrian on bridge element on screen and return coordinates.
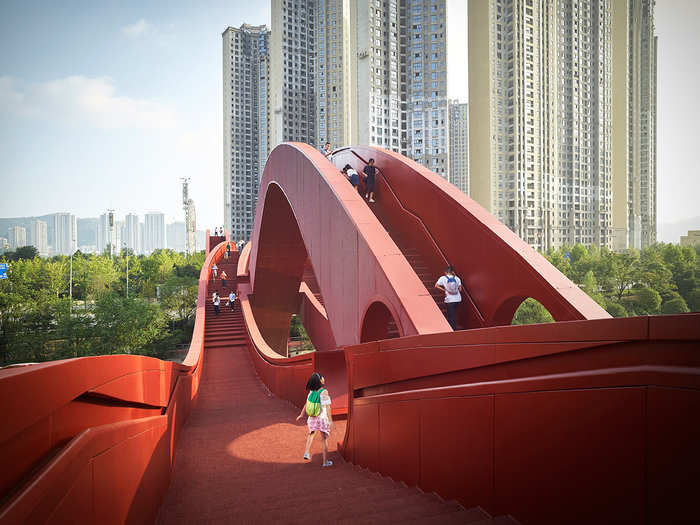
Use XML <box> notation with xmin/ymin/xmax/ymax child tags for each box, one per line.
<box><xmin>435</xmin><ymin>266</ymin><xmax>463</xmax><ymax>330</ymax></box>
<box><xmin>322</xmin><ymin>141</ymin><xmax>333</xmax><ymax>161</ymax></box>
<box><xmin>343</xmin><ymin>164</ymin><xmax>360</xmax><ymax>193</ymax></box>
<box><xmin>363</xmin><ymin>158</ymin><xmax>377</xmax><ymax>203</ymax></box>
<box><xmin>221</xmin><ymin>270</ymin><xmax>228</xmax><ymax>289</ymax></box>
<box><xmin>212</xmin><ymin>292</ymin><xmax>220</xmax><ymax>316</ymax></box>
<box><xmin>228</xmin><ymin>290</ymin><xmax>236</xmax><ymax>312</ymax></box>
<box><xmin>296</xmin><ymin>372</ymin><xmax>335</xmax><ymax>467</ymax></box>
<box><xmin>212</xmin><ymin>263</ymin><xmax>218</xmax><ymax>280</ymax></box>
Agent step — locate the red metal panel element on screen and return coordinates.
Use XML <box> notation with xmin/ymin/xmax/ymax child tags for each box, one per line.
<box><xmin>51</xmin><ymin>399</ymin><xmax>160</xmax><ymax>451</ymax></box>
<box><xmin>378</xmin><ymin>401</ymin><xmax>421</xmax><ymax>486</ymax></box>
<box><xmin>88</xmin><ymin>367</ymin><xmax>173</xmax><ymax>407</ymax></box>
<box><xmin>247</xmin><ymin>143</ymin><xmax>448</xmax><ymax>350</ymax></box>
<box><xmin>648</xmin><ymin>313</ymin><xmax>700</xmax><ymax>340</ymax></box>
<box><xmin>419</xmin><ymin>396</ymin><xmax>494</xmax><ymax>510</ymax></box>
<box><xmin>332</xmin><ymin>145</ymin><xmax>609</xmax><ymax>326</ymax></box>
<box><xmin>377</xmin><ymin>315</ymin><xmax>650</xmax><ymax>351</ymax></box>
<box><xmin>92</xmin><ymin>423</ymin><xmax>169</xmax><ymax>525</ymax></box>
<box><xmin>352</xmin><ymin>403</ymin><xmax>380</xmax><ymax>473</ymax></box>
<box><xmin>46</xmin><ymin>463</ymin><xmax>93</xmax><ymax>524</ymax></box>
<box><xmin>0</xmin><ymin>238</ymin><xmax>226</xmax><ymax>522</ymax></box>
<box><xmin>493</xmin><ymin>388</ymin><xmax>645</xmax><ymax>524</ymax></box>
<box><xmin>646</xmin><ymin>386</ymin><xmax>700</xmax><ymax>523</ymax></box>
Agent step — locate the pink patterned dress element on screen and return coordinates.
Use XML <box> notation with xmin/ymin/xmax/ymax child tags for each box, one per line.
<box><xmin>307</xmin><ymin>389</ymin><xmax>332</xmax><ymax>435</ymax></box>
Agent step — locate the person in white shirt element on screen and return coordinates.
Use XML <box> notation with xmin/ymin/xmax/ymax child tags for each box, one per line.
<box><xmin>212</xmin><ymin>292</ymin><xmax>220</xmax><ymax>315</ymax></box>
<box><xmin>228</xmin><ymin>290</ymin><xmax>236</xmax><ymax>311</ymax></box>
<box><xmin>435</xmin><ymin>266</ymin><xmax>463</xmax><ymax>330</ymax></box>
<box><xmin>322</xmin><ymin>141</ymin><xmax>333</xmax><ymax>161</ymax></box>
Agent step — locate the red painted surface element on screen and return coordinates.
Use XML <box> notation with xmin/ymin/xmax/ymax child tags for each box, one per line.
<box><xmin>2</xmin><ymin>144</ymin><xmax>699</xmax><ymax>525</ymax></box>
<box><xmin>0</xmin><ymin>239</ymin><xmax>232</xmax><ymax>524</ymax></box>
<box><xmin>341</xmin><ymin>313</ymin><xmax>700</xmax><ymax>525</ymax></box>
<box><xmin>247</xmin><ymin>142</ymin><xmax>450</xmax><ymax>353</ymax></box>
<box><xmin>331</xmin><ymin>146</ymin><xmax>609</xmax><ymax>327</ymax></box>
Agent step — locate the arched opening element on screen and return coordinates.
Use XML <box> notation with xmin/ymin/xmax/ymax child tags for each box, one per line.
<box><xmin>361</xmin><ymin>301</ymin><xmax>401</xmax><ymax>342</ymax></box>
<box><xmin>250</xmin><ymin>183</ymin><xmax>336</xmax><ymax>356</ymax></box>
<box><xmin>511</xmin><ymin>298</ymin><xmax>555</xmax><ymax>325</ymax></box>
<box><xmin>249</xmin><ymin>183</ymin><xmax>309</xmax><ymax>356</ymax></box>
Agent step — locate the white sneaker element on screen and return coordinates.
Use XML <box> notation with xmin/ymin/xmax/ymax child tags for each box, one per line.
<box><xmin>369</xmin><ymin>198</ymin><xmax>375</xmax><ymax>203</ymax></box>
<box><xmin>365</xmin><ymin>194</ymin><xmax>368</xmax><ymax>199</ymax></box>
<box><xmin>322</xmin><ymin>460</ymin><xmax>333</xmax><ymax>467</ymax></box>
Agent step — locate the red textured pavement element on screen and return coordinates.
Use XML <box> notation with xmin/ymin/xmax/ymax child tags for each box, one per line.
<box><xmin>155</xmin><ymin>283</ymin><xmax>513</xmax><ymax>524</ymax></box>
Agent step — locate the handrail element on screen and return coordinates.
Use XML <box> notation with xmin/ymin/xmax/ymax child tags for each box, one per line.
<box><xmin>334</xmin><ymin>146</ymin><xmax>486</xmax><ymax>325</ymax></box>
<box><xmin>238</xmin><ymin>293</ymin><xmax>314</xmax><ymax>366</ymax></box>
<box><xmin>0</xmin><ymin>237</ymin><xmax>230</xmax><ymax>523</ymax></box>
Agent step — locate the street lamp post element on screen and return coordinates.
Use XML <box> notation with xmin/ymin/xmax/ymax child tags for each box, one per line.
<box><xmin>122</xmin><ymin>242</ymin><xmax>129</xmax><ymax>298</ymax></box>
<box><xmin>69</xmin><ymin>231</ymin><xmax>76</xmax><ymax>310</ymax></box>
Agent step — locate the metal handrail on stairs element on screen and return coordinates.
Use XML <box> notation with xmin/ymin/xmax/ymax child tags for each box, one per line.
<box><xmin>334</xmin><ymin>146</ymin><xmax>486</xmax><ymax>326</ymax></box>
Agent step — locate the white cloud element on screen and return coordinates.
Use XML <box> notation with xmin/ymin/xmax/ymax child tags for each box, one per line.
<box><xmin>0</xmin><ymin>75</ymin><xmax>177</xmax><ymax>130</ymax></box>
<box><xmin>122</xmin><ymin>18</ymin><xmax>151</xmax><ymax>38</ymax></box>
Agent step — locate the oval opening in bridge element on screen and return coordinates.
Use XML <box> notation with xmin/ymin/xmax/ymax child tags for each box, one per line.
<box><xmin>361</xmin><ymin>301</ymin><xmax>400</xmax><ymax>342</ymax></box>
<box><xmin>511</xmin><ymin>298</ymin><xmax>555</xmax><ymax>325</ymax></box>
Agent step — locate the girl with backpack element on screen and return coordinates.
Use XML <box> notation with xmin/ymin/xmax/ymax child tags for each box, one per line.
<box><xmin>435</xmin><ymin>265</ymin><xmax>464</xmax><ymax>330</ymax></box>
<box><xmin>296</xmin><ymin>372</ymin><xmax>334</xmax><ymax>467</ymax></box>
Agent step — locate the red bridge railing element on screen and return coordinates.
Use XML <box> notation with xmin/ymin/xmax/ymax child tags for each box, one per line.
<box><xmin>0</xmin><ymin>240</ymin><xmax>234</xmax><ymax>524</ymax></box>
<box><xmin>340</xmin><ymin>313</ymin><xmax>700</xmax><ymax>524</ymax></box>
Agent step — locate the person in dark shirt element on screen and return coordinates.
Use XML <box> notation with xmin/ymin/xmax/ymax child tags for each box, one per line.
<box><xmin>363</xmin><ymin>158</ymin><xmax>377</xmax><ymax>203</ymax></box>
<box><xmin>343</xmin><ymin>164</ymin><xmax>360</xmax><ymax>192</ymax></box>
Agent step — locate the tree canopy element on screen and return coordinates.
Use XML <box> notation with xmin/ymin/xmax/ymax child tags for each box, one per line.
<box><xmin>0</xmin><ymin>249</ymin><xmax>205</xmax><ymax>366</ymax></box>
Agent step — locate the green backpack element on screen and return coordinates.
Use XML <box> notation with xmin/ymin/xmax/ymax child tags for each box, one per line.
<box><xmin>305</xmin><ymin>388</ymin><xmax>325</xmax><ymax>417</ymax></box>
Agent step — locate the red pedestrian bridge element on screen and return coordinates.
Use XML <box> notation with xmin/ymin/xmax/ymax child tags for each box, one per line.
<box><xmin>1</xmin><ymin>144</ymin><xmax>699</xmax><ymax>525</ymax></box>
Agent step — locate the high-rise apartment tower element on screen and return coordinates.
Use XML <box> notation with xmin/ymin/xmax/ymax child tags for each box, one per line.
<box><xmin>314</xmin><ymin>0</ymin><xmax>447</xmax><ymax>167</ymax></box>
<box><xmin>223</xmin><ymin>24</ymin><xmax>271</xmax><ymax>242</ymax></box>
<box><xmin>124</xmin><ymin>213</ymin><xmax>140</xmax><ymax>254</ymax></box>
<box><xmin>144</xmin><ymin>213</ymin><xmax>165</xmax><ymax>254</ymax></box>
<box><xmin>271</xmin><ymin>0</ymin><xmax>317</xmax><ymax>148</ymax></box>
<box><xmin>469</xmin><ymin>0</ymin><xmax>616</xmax><ymax>251</ymax></box>
<box><xmin>31</xmin><ymin>219</ymin><xmax>48</xmax><ymax>256</ymax></box>
<box><xmin>612</xmin><ymin>0</ymin><xmax>657</xmax><ymax>250</ymax></box>
<box><xmin>406</xmin><ymin>0</ymin><xmax>449</xmax><ymax>177</ymax></box>
<box><xmin>448</xmin><ymin>101</ymin><xmax>469</xmax><ymax>194</ymax></box>
<box><xmin>7</xmin><ymin>226</ymin><xmax>27</xmax><ymax>251</ymax></box>
<box><xmin>53</xmin><ymin>213</ymin><xmax>77</xmax><ymax>256</ymax></box>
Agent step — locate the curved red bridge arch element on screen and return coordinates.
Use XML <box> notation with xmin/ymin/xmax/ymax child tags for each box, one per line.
<box><xmin>243</xmin><ymin>142</ymin><xmax>608</xmax><ymax>354</ymax></box>
<box><xmin>1</xmin><ymin>143</ymin><xmax>698</xmax><ymax>525</ymax></box>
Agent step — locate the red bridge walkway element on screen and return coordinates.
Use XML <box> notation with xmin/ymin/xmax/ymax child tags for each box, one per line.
<box><xmin>156</xmin><ymin>282</ymin><xmax>516</xmax><ymax>524</ymax></box>
<box><xmin>2</xmin><ymin>145</ymin><xmax>698</xmax><ymax>525</ymax></box>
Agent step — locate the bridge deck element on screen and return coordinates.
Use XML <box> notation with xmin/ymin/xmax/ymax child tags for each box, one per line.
<box><xmin>156</xmin><ymin>281</ymin><xmax>511</xmax><ymax>524</ymax></box>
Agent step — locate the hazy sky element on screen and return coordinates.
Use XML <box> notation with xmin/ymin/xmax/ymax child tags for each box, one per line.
<box><xmin>0</xmin><ymin>1</ymin><xmax>697</xmax><ymax>240</ymax></box>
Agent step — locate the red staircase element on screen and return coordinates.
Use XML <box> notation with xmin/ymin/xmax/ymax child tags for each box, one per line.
<box><xmin>156</xmin><ymin>255</ymin><xmax>519</xmax><ymax>523</ymax></box>
<box><xmin>367</xmin><ymin>205</ymin><xmax>452</xmax><ymax>330</ymax></box>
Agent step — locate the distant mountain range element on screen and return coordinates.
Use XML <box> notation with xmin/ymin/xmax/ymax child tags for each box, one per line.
<box><xmin>659</xmin><ymin>216</ymin><xmax>700</xmax><ymax>243</ymax></box>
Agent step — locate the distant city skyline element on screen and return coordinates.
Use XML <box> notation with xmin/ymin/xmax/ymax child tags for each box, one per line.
<box><xmin>0</xmin><ymin>1</ymin><xmax>698</xmax><ymax>242</ymax></box>
<box><xmin>1</xmin><ymin>210</ymin><xmax>207</xmax><ymax>256</ymax></box>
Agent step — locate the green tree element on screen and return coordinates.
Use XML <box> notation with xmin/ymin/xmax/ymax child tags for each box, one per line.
<box><xmin>626</xmin><ymin>287</ymin><xmax>661</xmax><ymax>315</ymax></box>
<box><xmin>4</xmin><ymin>246</ymin><xmax>39</xmax><ymax>261</ymax></box>
<box><xmin>160</xmin><ymin>275</ymin><xmax>199</xmax><ymax>325</ymax></box>
<box><xmin>580</xmin><ymin>270</ymin><xmax>606</xmax><ymax>307</ymax></box>
<box><xmin>605</xmin><ymin>302</ymin><xmax>627</xmax><ymax>318</ymax></box>
<box><xmin>662</xmin><ymin>244</ymin><xmax>698</xmax><ymax>302</ymax></box>
<box><xmin>599</xmin><ymin>249</ymin><xmax>639</xmax><ymax>302</ymax></box>
<box><xmin>637</xmin><ymin>246</ymin><xmax>674</xmax><ymax>299</ymax></box>
<box><xmin>84</xmin><ymin>256</ymin><xmax>118</xmax><ymax>298</ymax></box>
<box><xmin>92</xmin><ymin>293</ymin><xmax>167</xmax><ymax>356</ymax></box>
<box><xmin>687</xmin><ymin>288</ymin><xmax>700</xmax><ymax>312</ymax></box>
<box><xmin>661</xmin><ymin>296</ymin><xmax>690</xmax><ymax>314</ymax></box>
<box><xmin>512</xmin><ymin>298</ymin><xmax>555</xmax><ymax>325</ymax></box>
